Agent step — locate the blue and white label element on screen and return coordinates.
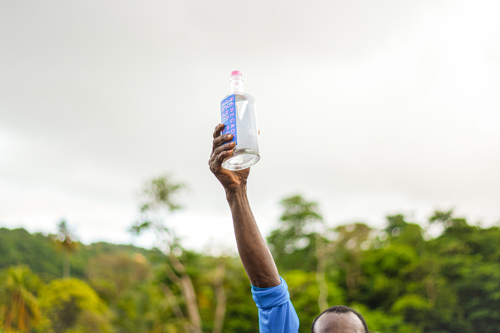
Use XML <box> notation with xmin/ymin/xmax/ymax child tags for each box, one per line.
<box><xmin>221</xmin><ymin>94</ymin><xmax>237</xmax><ymax>145</ymax></box>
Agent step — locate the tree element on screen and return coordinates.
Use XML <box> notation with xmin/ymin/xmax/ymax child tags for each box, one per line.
<box><xmin>0</xmin><ymin>266</ymin><xmax>41</xmax><ymax>333</ymax></box>
<box><xmin>385</xmin><ymin>214</ymin><xmax>425</xmax><ymax>252</ymax></box>
<box><xmin>0</xmin><ymin>228</ymin><xmax>61</xmax><ymax>278</ymax></box>
<box><xmin>85</xmin><ymin>253</ymin><xmax>152</xmax><ymax>306</ymax></box>
<box><xmin>212</xmin><ymin>258</ymin><xmax>227</xmax><ymax>333</ymax></box>
<box><xmin>131</xmin><ymin>175</ymin><xmax>225</xmax><ymax>333</ymax></box>
<box><xmin>37</xmin><ymin>278</ymin><xmax>111</xmax><ymax>333</ymax></box>
<box><xmin>53</xmin><ymin>220</ymin><xmax>79</xmax><ymax>279</ymax></box>
<box><xmin>425</xmin><ymin>210</ymin><xmax>500</xmax><ymax>332</ymax></box>
<box><xmin>267</xmin><ymin>195</ymin><xmax>323</xmax><ymax>273</ymax></box>
<box><xmin>332</xmin><ymin>223</ymin><xmax>372</xmax><ymax>301</ymax></box>
<box><xmin>267</xmin><ymin>195</ymin><xmax>331</xmax><ymax>313</ymax></box>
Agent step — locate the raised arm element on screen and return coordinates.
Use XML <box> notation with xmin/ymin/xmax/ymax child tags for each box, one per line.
<box><xmin>209</xmin><ymin>123</ymin><xmax>281</xmax><ymax>288</ymax></box>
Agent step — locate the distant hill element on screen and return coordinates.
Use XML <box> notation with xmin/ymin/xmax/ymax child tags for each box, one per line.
<box><xmin>0</xmin><ymin>227</ymin><xmax>153</xmax><ymax>281</ymax></box>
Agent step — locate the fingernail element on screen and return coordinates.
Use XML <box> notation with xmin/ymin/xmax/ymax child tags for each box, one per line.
<box><xmin>231</xmin><ymin>142</ymin><xmax>235</xmax><ymax>146</ymax></box>
<box><xmin>227</xmin><ymin>134</ymin><xmax>232</xmax><ymax>139</ymax></box>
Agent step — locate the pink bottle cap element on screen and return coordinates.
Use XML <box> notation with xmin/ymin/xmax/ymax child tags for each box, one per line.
<box><xmin>231</xmin><ymin>70</ymin><xmax>243</xmax><ymax>77</ymax></box>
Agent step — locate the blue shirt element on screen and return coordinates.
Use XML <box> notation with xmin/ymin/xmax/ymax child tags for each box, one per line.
<box><xmin>251</xmin><ymin>277</ymin><xmax>300</xmax><ymax>333</ymax></box>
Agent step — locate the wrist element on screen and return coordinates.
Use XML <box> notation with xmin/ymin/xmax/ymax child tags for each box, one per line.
<box><xmin>225</xmin><ymin>185</ymin><xmax>247</xmax><ymax>203</ymax></box>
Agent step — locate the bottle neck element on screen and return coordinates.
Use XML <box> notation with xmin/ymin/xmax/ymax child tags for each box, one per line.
<box><xmin>230</xmin><ymin>76</ymin><xmax>244</xmax><ymax>94</ymax></box>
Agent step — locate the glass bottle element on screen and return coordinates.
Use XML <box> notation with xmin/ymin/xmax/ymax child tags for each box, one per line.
<box><xmin>220</xmin><ymin>71</ymin><xmax>260</xmax><ymax>170</ymax></box>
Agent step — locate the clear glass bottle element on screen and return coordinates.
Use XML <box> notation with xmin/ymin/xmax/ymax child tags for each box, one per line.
<box><xmin>220</xmin><ymin>71</ymin><xmax>260</xmax><ymax>170</ymax></box>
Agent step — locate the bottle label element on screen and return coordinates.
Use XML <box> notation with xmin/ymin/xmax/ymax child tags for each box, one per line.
<box><xmin>221</xmin><ymin>94</ymin><xmax>237</xmax><ymax>145</ymax></box>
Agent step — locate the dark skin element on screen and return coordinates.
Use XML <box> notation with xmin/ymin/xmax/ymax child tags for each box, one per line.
<box><xmin>209</xmin><ymin>123</ymin><xmax>366</xmax><ymax>331</ymax></box>
<box><xmin>314</xmin><ymin>313</ymin><xmax>365</xmax><ymax>333</ymax></box>
<box><xmin>209</xmin><ymin>123</ymin><xmax>280</xmax><ymax>288</ymax></box>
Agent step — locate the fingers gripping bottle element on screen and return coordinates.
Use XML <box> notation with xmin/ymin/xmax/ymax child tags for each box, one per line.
<box><xmin>220</xmin><ymin>71</ymin><xmax>260</xmax><ymax>170</ymax></box>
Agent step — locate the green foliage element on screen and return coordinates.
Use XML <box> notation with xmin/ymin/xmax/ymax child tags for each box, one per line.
<box><xmin>0</xmin><ymin>228</ymin><xmax>61</xmax><ymax>280</ymax></box>
<box><xmin>37</xmin><ymin>278</ymin><xmax>111</xmax><ymax>333</ymax></box>
<box><xmin>332</xmin><ymin>222</ymin><xmax>373</xmax><ymax>301</ymax></box>
<box><xmin>53</xmin><ymin>220</ymin><xmax>79</xmax><ymax>279</ymax></box>
<box><xmin>1</xmin><ymin>200</ymin><xmax>500</xmax><ymax>332</ymax></box>
<box><xmin>0</xmin><ymin>265</ymin><xmax>41</xmax><ymax>332</ymax></box>
<box><xmin>130</xmin><ymin>175</ymin><xmax>185</xmax><ymax>252</ymax></box>
<box><xmin>360</xmin><ymin>243</ymin><xmax>420</xmax><ymax>307</ymax></box>
<box><xmin>218</xmin><ymin>259</ymin><xmax>258</xmax><ymax>333</ymax></box>
<box><xmin>86</xmin><ymin>253</ymin><xmax>152</xmax><ymax>305</ymax></box>
<box><xmin>424</xmin><ymin>216</ymin><xmax>500</xmax><ymax>333</ymax></box>
<box><xmin>0</xmin><ymin>227</ymin><xmax>152</xmax><ymax>282</ymax></box>
<box><xmin>112</xmin><ymin>280</ymin><xmax>173</xmax><ymax>333</ymax></box>
<box><xmin>282</xmin><ymin>270</ymin><xmax>320</xmax><ymax>333</ymax></box>
<box><xmin>142</xmin><ymin>176</ymin><xmax>184</xmax><ymax>211</ymax></box>
<box><xmin>267</xmin><ymin>195</ymin><xmax>323</xmax><ymax>272</ymax></box>
<box><xmin>384</xmin><ymin>214</ymin><xmax>425</xmax><ymax>251</ymax></box>
<box><xmin>351</xmin><ymin>303</ymin><xmax>422</xmax><ymax>333</ymax></box>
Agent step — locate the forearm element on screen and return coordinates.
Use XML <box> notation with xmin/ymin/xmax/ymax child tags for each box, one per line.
<box><xmin>227</xmin><ymin>186</ymin><xmax>281</xmax><ymax>288</ymax></box>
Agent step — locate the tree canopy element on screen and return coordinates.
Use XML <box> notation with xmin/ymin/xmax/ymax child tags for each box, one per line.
<box><xmin>1</xmin><ymin>186</ymin><xmax>499</xmax><ymax>332</ymax></box>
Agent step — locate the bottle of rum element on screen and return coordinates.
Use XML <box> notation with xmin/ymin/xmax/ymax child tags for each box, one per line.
<box><xmin>220</xmin><ymin>71</ymin><xmax>260</xmax><ymax>170</ymax></box>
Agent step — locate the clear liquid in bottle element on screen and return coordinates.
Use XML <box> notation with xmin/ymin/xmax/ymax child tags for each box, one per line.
<box><xmin>220</xmin><ymin>71</ymin><xmax>260</xmax><ymax>170</ymax></box>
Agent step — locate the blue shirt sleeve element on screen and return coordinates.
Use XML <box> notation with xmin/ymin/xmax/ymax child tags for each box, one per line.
<box><xmin>251</xmin><ymin>277</ymin><xmax>300</xmax><ymax>333</ymax></box>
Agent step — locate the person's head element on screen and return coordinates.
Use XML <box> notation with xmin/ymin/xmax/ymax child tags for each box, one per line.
<box><xmin>311</xmin><ymin>305</ymin><xmax>368</xmax><ymax>333</ymax></box>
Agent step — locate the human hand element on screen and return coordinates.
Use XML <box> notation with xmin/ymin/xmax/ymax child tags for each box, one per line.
<box><xmin>209</xmin><ymin>123</ymin><xmax>250</xmax><ymax>194</ymax></box>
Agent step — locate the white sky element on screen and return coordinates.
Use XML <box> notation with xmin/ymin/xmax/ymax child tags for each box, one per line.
<box><xmin>1</xmin><ymin>0</ymin><xmax>499</xmax><ymax>252</ymax></box>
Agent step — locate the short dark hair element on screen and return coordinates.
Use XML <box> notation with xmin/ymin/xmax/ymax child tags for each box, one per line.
<box><xmin>311</xmin><ymin>305</ymin><xmax>369</xmax><ymax>333</ymax></box>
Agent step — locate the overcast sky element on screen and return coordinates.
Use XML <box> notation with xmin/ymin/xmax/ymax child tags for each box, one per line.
<box><xmin>1</xmin><ymin>0</ymin><xmax>499</xmax><ymax>252</ymax></box>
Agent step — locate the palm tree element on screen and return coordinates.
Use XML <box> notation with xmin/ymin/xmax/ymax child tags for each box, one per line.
<box><xmin>0</xmin><ymin>266</ymin><xmax>41</xmax><ymax>332</ymax></box>
<box><xmin>54</xmin><ymin>220</ymin><xmax>79</xmax><ymax>278</ymax></box>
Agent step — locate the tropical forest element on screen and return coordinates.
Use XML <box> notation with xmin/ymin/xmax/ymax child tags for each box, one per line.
<box><xmin>1</xmin><ymin>176</ymin><xmax>499</xmax><ymax>333</ymax></box>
